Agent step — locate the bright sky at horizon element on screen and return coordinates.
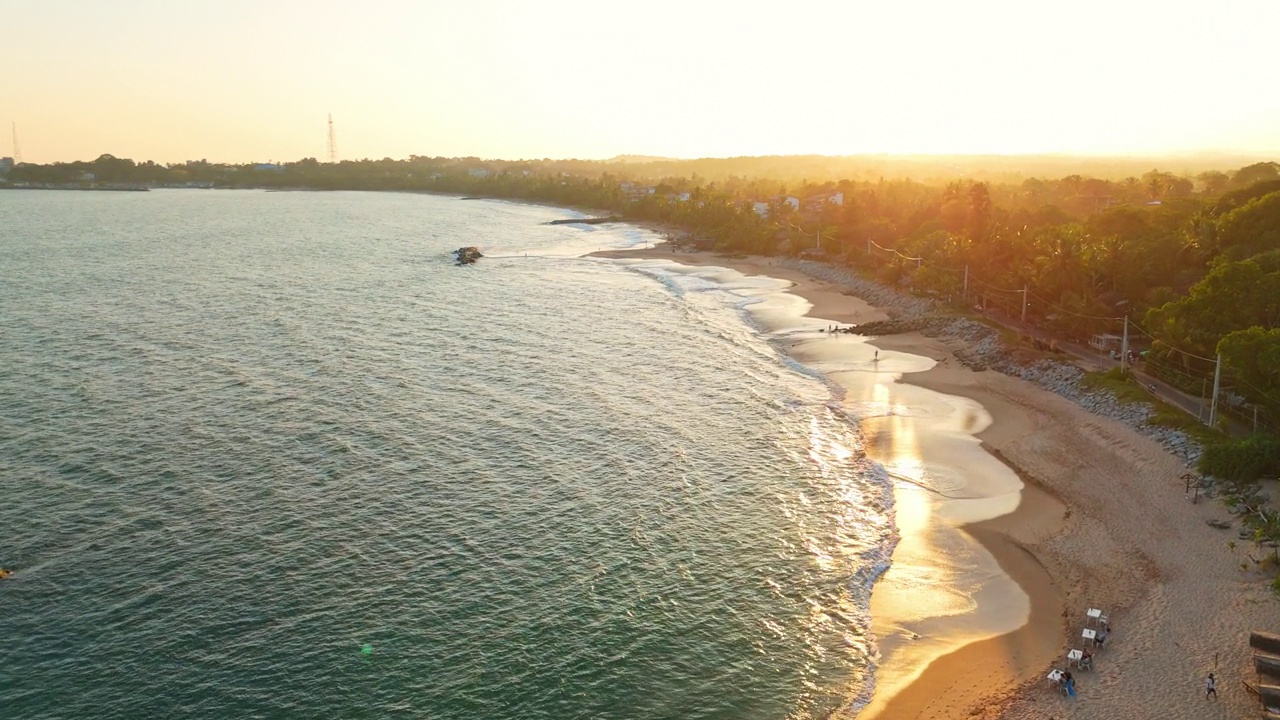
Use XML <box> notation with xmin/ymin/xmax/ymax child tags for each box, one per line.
<box><xmin>3</xmin><ymin>0</ymin><xmax>1279</xmax><ymax>164</ymax></box>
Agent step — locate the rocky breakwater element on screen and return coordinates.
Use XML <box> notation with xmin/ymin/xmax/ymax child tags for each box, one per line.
<box><xmin>925</xmin><ymin>316</ymin><xmax>1202</xmax><ymax>465</ymax></box>
<box><xmin>546</xmin><ymin>216</ymin><xmax>620</xmax><ymax>226</ymax></box>
<box><xmin>453</xmin><ymin>246</ymin><xmax>483</xmax><ymax>265</ymax></box>
<box><xmin>776</xmin><ymin>258</ymin><xmax>1203</xmax><ymax>464</ymax></box>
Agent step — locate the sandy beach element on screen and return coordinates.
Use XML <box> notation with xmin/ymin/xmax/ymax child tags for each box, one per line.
<box><xmin>593</xmin><ymin>245</ymin><xmax>1277</xmax><ymax>720</ymax></box>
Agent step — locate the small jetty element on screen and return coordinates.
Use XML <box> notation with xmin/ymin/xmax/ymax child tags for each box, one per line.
<box><xmin>546</xmin><ymin>216</ymin><xmax>619</xmax><ymax>225</ymax></box>
<box><xmin>453</xmin><ymin>246</ymin><xmax>483</xmax><ymax>265</ymax></box>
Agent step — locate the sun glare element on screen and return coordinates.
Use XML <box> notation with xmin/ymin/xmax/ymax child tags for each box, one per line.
<box><xmin>3</xmin><ymin>0</ymin><xmax>1278</xmax><ymax>162</ymax></box>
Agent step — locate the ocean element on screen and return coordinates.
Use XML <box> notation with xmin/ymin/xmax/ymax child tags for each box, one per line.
<box><xmin>0</xmin><ymin>190</ymin><xmax>896</xmax><ymax>719</ymax></box>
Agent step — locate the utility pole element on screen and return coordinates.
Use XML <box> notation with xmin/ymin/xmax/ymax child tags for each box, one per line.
<box><xmin>1021</xmin><ymin>286</ymin><xmax>1028</xmax><ymax>323</ymax></box>
<box><xmin>962</xmin><ymin>265</ymin><xmax>969</xmax><ymax>301</ymax></box>
<box><xmin>327</xmin><ymin>114</ymin><xmax>338</xmax><ymax>163</ymax></box>
<box><xmin>12</xmin><ymin>122</ymin><xmax>22</xmax><ymax>164</ymax></box>
<box><xmin>1208</xmin><ymin>352</ymin><xmax>1223</xmax><ymax>428</ymax></box>
<box><xmin>1120</xmin><ymin>316</ymin><xmax>1129</xmax><ymax>374</ymax></box>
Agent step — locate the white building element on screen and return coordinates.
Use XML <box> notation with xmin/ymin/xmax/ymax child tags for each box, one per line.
<box><xmin>754</xmin><ymin>196</ymin><xmax>800</xmax><ymax>216</ymax></box>
<box><xmin>806</xmin><ymin>191</ymin><xmax>844</xmax><ymax>208</ymax></box>
<box><xmin>621</xmin><ymin>182</ymin><xmax>656</xmax><ymax>198</ymax></box>
<box><xmin>468</xmin><ymin>168</ymin><xmax>490</xmax><ymax>178</ymax></box>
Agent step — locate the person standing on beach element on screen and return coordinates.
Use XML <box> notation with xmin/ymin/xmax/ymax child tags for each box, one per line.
<box><xmin>1205</xmin><ymin>673</ymin><xmax>1217</xmax><ymax>699</ymax></box>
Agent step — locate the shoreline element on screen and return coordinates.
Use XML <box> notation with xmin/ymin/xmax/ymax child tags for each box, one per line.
<box><xmin>593</xmin><ymin>245</ymin><xmax>1058</xmax><ymax>715</ymax></box>
<box><xmin>591</xmin><ymin>244</ymin><xmax>1275</xmax><ymax>719</ymax></box>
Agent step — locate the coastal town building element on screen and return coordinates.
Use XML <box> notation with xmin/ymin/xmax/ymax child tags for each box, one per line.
<box><xmin>751</xmin><ymin>195</ymin><xmax>800</xmax><ymax>217</ymax></box>
<box><xmin>620</xmin><ymin>181</ymin><xmax>656</xmax><ymax>199</ymax></box>
<box><xmin>805</xmin><ymin>190</ymin><xmax>844</xmax><ymax>208</ymax></box>
<box><xmin>1088</xmin><ymin>333</ymin><xmax>1123</xmax><ymax>352</ymax></box>
<box><xmin>467</xmin><ymin>168</ymin><xmax>490</xmax><ymax>178</ymax></box>
<box><xmin>0</xmin><ymin>156</ymin><xmax>13</xmax><ymax>176</ymax></box>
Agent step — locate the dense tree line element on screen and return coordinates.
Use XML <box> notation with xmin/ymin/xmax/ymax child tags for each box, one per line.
<box><xmin>7</xmin><ymin>154</ymin><xmax>1280</xmax><ymax>429</ymax></box>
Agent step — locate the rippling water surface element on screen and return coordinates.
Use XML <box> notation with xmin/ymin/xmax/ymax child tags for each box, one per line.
<box><xmin>0</xmin><ymin>190</ymin><xmax>894</xmax><ymax>719</ymax></box>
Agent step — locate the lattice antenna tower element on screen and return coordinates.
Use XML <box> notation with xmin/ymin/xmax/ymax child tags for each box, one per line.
<box><xmin>12</xmin><ymin>121</ymin><xmax>22</xmax><ymax>164</ymax></box>
<box><xmin>327</xmin><ymin>113</ymin><xmax>338</xmax><ymax>163</ymax></box>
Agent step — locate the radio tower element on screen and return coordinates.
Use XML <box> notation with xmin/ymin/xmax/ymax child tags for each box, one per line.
<box><xmin>327</xmin><ymin>113</ymin><xmax>338</xmax><ymax>163</ymax></box>
<box><xmin>12</xmin><ymin>122</ymin><xmax>22</xmax><ymax>164</ymax></box>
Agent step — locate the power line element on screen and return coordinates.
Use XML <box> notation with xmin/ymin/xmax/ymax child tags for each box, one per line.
<box><xmin>1230</xmin><ymin>375</ymin><xmax>1280</xmax><ymax>411</ymax></box>
<box><xmin>967</xmin><ymin>275</ymin><xmax>1023</xmax><ymax>294</ymax></box>
<box><xmin>1026</xmin><ymin>291</ymin><xmax>1124</xmax><ymax>322</ymax></box>
<box><xmin>1142</xmin><ymin>352</ymin><xmax>1215</xmax><ymax>381</ymax></box>
<box><xmin>781</xmin><ymin>220</ymin><xmax>1250</xmax><ymax>388</ymax></box>
<box><xmin>1127</xmin><ymin>320</ymin><xmax>1220</xmax><ymax>364</ymax></box>
<box><xmin>868</xmin><ymin>238</ymin><xmax>922</xmax><ymax>262</ymax></box>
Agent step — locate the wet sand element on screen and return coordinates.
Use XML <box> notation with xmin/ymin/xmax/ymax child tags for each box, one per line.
<box><xmin>593</xmin><ymin>246</ymin><xmax>1275</xmax><ymax>720</ymax></box>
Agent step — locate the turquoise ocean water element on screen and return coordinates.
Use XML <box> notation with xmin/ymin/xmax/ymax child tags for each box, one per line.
<box><xmin>0</xmin><ymin>190</ymin><xmax>895</xmax><ymax>719</ymax></box>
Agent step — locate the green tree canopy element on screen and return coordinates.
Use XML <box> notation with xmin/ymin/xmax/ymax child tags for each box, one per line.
<box><xmin>1146</xmin><ymin>250</ymin><xmax>1280</xmax><ymax>352</ymax></box>
<box><xmin>1218</xmin><ymin>327</ymin><xmax>1280</xmax><ymax>413</ymax></box>
<box><xmin>1230</xmin><ymin>162</ymin><xmax>1280</xmax><ymax>190</ymax></box>
<box><xmin>1214</xmin><ymin>190</ymin><xmax>1280</xmax><ymax>260</ymax></box>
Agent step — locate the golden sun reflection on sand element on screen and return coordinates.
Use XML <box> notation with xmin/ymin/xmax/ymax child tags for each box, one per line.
<box><xmin>860</xmin><ymin>379</ymin><xmax>977</xmax><ymax>621</ymax></box>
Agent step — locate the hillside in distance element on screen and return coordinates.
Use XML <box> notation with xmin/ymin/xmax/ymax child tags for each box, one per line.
<box><xmin>600</xmin><ymin>152</ymin><xmax>1276</xmax><ymax>185</ymax></box>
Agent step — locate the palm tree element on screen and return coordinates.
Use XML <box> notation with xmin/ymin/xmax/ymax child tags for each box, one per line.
<box><xmin>1147</xmin><ymin>176</ymin><xmax>1164</xmax><ymax>201</ymax></box>
<box><xmin>1033</xmin><ymin>224</ymin><xmax>1091</xmax><ymax>301</ymax></box>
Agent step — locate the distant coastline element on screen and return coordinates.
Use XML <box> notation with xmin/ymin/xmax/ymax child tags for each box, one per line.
<box><xmin>0</xmin><ymin>185</ymin><xmax>149</xmax><ymax>192</ymax></box>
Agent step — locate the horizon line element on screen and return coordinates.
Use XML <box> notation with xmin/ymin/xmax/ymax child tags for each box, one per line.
<box><xmin>10</xmin><ymin>149</ymin><xmax>1280</xmax><ymax>166</ymax></box>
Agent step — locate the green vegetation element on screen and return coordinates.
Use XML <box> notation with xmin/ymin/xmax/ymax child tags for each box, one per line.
<box><xmin>7</xmin><ymin>153</ymin><xmax>1280</xmax><ymax>435</ymax></box>
<box><xmin>1081</xmin><ymin>368</ymin><xmax>1151</xmax><ymax>405</ymax></box>
<box><xmin>1081</xmin><ymin>368</ymin><xmax>1224</xmax><ymax>443</ymax></box>
<box><xmin>1203</xmin><ymin>432</ymin><xmax>1280</xmax><ymax>584</ymax></box>
<box><xmin>1150</xmin><ymin>406</ymin><xmax>1223</xmax><ymax>445</ymax></box>
<box><xmin>1198</xmin><ymin>436</ymin><xmax>1280</xmax><ymax>483</ymax></box>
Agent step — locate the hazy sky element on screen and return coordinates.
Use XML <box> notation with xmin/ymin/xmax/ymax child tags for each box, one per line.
<box><xmin>4</xmin><ymin>0</ymin><xmax>1279</xmax><ymax>163</ymax></box>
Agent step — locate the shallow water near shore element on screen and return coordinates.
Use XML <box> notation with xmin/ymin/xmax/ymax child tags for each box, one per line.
<box><xmin>604</xmin><ymin>252</ymin><xmax>1033</xmax><ymax>718</ymax></box>
<box><xmin>0</xmin><ymin>190</ymin><xmax>898</xmax><ymax>719</ymax></box>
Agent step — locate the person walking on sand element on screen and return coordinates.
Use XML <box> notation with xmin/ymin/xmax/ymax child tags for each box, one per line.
<box><xmin>1206</xmin><ymin>673</ymin><xmax>1217</xmax><ymax>699</ymax></box>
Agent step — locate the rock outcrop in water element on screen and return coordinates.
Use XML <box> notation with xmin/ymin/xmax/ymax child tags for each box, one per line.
<box><xmin>454</xmin><ymin>246</ymin><xmax>483</xmax><ymax>265</ymax></box>
<box><xmin>546</xmin><ymin>216</ymin><xmax>620</xmax><ymax>225</ymax></box>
